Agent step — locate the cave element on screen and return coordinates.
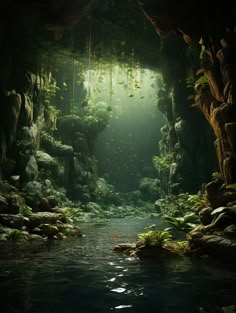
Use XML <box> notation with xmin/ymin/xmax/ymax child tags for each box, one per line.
<box><xmin>0</xmin><ymin>1</ymin><xmax>236</xmax><ymax>312</ymax></box>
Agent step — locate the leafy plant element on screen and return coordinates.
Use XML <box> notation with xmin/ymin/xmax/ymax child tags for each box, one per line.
<box><xmin>174</xmin><ymin>240</ymin><xmax>189</xmax><ymax>251</ymax></box>
<box><xmin>186</xmin><ymin>193</ymin><xmax>208</xmax><ymax>211</ymax></box>
<box><xmin>63</xmin><ymin>207</ymin><xmax>83</xmax><ymax>223</ymax></box>
<box><xmin>211</xmin><ymin>206</ymin><xmax>236</xmax><ymax>226</ymax></box>
<box><xmin>83</xmin><ymin>100</ymin><xmax>112</xmax><ymax>133</ymax></box>
<box><xmin>225</xmin><ymin>183</ymin><xmax>236</xmax><ymax>191</ymax></box>
<box><xmin>152</xmin><ymin>154</ymin><xmax>173</xmax><ymax>172</ymax></box>
<box><xmin>156</xmin><ymin>193</ymin><xmax>207</xmax><ymax>216</ymax></box>
<box><xmin>0</xmin><ymin>180</ymin><xmax>14</xmax><ymax>193</ymax></box>
<box><xmin>163</xmin><ymin>212</ymin><xmax>198</xmax><ymax>232</ymax></box>
<box><xmin>40</xmin><ymin>131</ymin><xmax>64</xmax><ymax>150</ymax></box>
<box><xmin>45</xmin><ymin>105</ymin><xmax>61</xmax><ymax>131</ymax></box>
<box><xmin>165</xmin><ymin>240</ymin><xmax>189</xmax><ymax>254</ymax></box>
<box><xmin>41</xmin><ymin>75</ymin><xmax>60</xmax><ymax>106</ymax></box>
<box><xmin>20</xmin><ymin>204</ymin><xmax>32</xmax><ymax>217</ymax></box>
<box><xmin>222</xmin><ymin>305</ymin><xmax>236</xmax><ymax>313</ymax></box>
<box><xmin>212</xmin><ymin>171</ymin><xmax>222</xmax><ymax>180</ymax></box>
<box><xmin>194</xmin><ymin>73</ymin><xmax>208</xmax><ymax>90</ymax></box>
<box><xmin>136</xmin><ymin>229</ymin><xmax>172</xmax><ymax>248</ymax></box>
<box><xmin>7</xmin><ymin>230</ymin><xmax>24</xmax><ymax>241</ymax></box>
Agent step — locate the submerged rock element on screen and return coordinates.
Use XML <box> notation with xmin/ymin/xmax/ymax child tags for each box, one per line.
<box><xmin>113</xmin><ymin>243</ymin><xmax>136</xmax><ymax>255</ymax></box>
<box><xmin>32</xmin><ymin>223</ymin><xmax>60</xmax><ymax>238</ymax></box>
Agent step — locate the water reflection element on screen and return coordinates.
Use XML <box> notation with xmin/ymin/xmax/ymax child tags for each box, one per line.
<box><xmin>0</xmin><ymin>218</ymin><xmax>236</xmax><ymax>313</ymax></box>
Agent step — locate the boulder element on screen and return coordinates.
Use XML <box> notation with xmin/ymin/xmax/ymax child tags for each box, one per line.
<box><xmin>18</xmin><ymin>93</ymin><xmax>33</xmax><ymax>126</ymax></box>
<box><xmin>6</xmin><ymin>194</ymin><xmax>20</xmax><ymax>214</ymax></box>
<box><xmin>0</xmin><ymin>195</ymin><xmax>8</xmax><ymax>214</ymax></box>
<box><xmin>28</xmin><ymin>212</ymin><xmax>64</xmax><ymax>229</ymax></box>
<box><xmin>0</xmin><ymin>214</ymin><xmax>28</xmax><ymax>228</ymax></box>
<box><xmin>199</xmin><ymin>207</ymin><xmax>213</xmax><ymax>225</ymax></box>
<box><xmin>36</xmin><ymin>151</ymin><xmax>58</xmax><ymax>170</ymax></box>
<box><xmin>23</xmin><ymin>156</ymin><xmax>39</xmax><ymax>183</ymax></box>
<box><xmin>224</xmin><ymin>225</ymin><xmax>236</xmax><ymax>237</ymax></box>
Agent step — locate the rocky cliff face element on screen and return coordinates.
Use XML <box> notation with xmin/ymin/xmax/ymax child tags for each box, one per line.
<box><xmin>140</xmin><ymin>0</ymin><xmax>236</xmax><ymax>260</ymax></box>
<box><xmin>140</xmin><ymin>0</ymin><xmax>236</xmax><ymax>186</ymax></box>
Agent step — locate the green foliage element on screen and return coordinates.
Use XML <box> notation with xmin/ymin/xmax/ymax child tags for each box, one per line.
<box><xmin>41</xmin><ymin>74</ymin><xmax>61</xmax><ymax>131</ymax></box>
<box><xmin>226</xmin><ymin>183</ymin><xmax>236</xmax><ymax>191</ymax></box>
<box><xmin>14</xmin><ymin>194</ymin><xmax>33</xmax><ymax>217</ymax></box>
<box><xmin>137</xmin><ymin>228</ymin><xmax>172</xmax><ymax>248</ymax></box>
<box><xmin>156</xmin><ymin>193</ymin><xmax>207</xmax><ymax>217</ymax></box>
<box><xmin>83</xmin><ymin>101</ymin><xmax>112</xmax><ymax>133</ymax></box>
<box><xmin>152</xmin><ymin>154</ymin><xmax>173</xmax><ymax>172</ymax></box>
<box><xmin>41</xmin><ymin>131</ymin><xmax>64</xmax><ymax>149</ymax></box>
<box><xmin>211</xmin><ymin>206</ymin><xmax>236</xmax><ymax>226</ymax></box>
<box><xmin>41</xmin><ymin>75</ymin><xmax>60</xmax><ymax>106</ymax></box>
<box><xmin>163</xmin><ymin>212</ymin><xmax>198</xmax><ymax>232</ymax></box>
<box><xmin>138</xmin><ymin>177</ymin><xmax>160</xmax><ymax>195</ymax></box>
<box><xmin>7</xmin><ymin>230</ymin><xmax>24</xmax><ymax>241</ymax></box>
<box><xmin>185</xmin><ymin>69</ymin><xmax>195</xmax><ymax>89</ymax></box>
<box><xmin>174</xmin><ymin>240</ymin><xmax>189</xmax><ymax>251</ymax></box>
<box><xmin>0</xmin><ymin>180</ymin><xmax>14</xmax><ymax>193</ymax></box>
<box><xmin>45</xmin><ymin>105</ymin><xmax>61</xmax><ymax>131</ymax></box>
<box><xmin>63</xmin><ymin>207</ymin><xmax>83</xmax><ymax>223</ymax></box>
<box><xmin>186</xmin><ymin>193</ymin><xmax>208</xmax><ymax>211</ymax></box>
<box><xmin>20</xmin><ymin>204</ymin><xmax>32</xmax><ymax>217</ymax></box>
<box><xmin>212</xmin><ymin>171</ymin><xmax>222</xmax><ymax>180</ymax></box>
<box><xmin>194</xmin><ymin>73</ymin><xmax>209</xmax><ymax>89</ymax></box>
<box><xmin>222</xmin><ymin>305</ymin><xmax>236</xmax><ymax>313</ymax></box>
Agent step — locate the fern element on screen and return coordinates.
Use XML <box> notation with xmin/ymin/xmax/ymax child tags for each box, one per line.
<box><xmin>152</xmin><ymin>154</ymin><xmax>173</xmax><ymax>172</ymax></box>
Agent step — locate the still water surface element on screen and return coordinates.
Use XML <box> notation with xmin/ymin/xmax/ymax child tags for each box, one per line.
<box><xmin>0</xmin><ymin>217</ymin><xmax>236</xmax><ymax>313</ymax></box>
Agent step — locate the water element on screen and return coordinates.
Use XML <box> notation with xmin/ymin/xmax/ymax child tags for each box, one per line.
<box><xmin>0</xmin><ymin>217</ymin><xmax>236</xmax><ymax>313</ymax></box>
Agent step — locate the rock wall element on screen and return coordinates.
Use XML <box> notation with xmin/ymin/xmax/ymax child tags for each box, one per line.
<box><xmin>195</xmin><ymin>30</ymin><xmax>236</xmax><ymax>184</ymax></box>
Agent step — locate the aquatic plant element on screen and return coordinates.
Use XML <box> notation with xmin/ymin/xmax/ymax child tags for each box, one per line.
<box><xmin>165</xmin><ymin>240</ymin><xmax>189</xmax><ymax>254</ymax></box>
<box><xmin>136</xmin><ymin>229</ymin><xmax>172</xmax><ymax>248</ymax></box>
<box><xmin>174</xmin><ymin>240</ymin><xmax>189</xmax><ymax>251</ymax></box>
